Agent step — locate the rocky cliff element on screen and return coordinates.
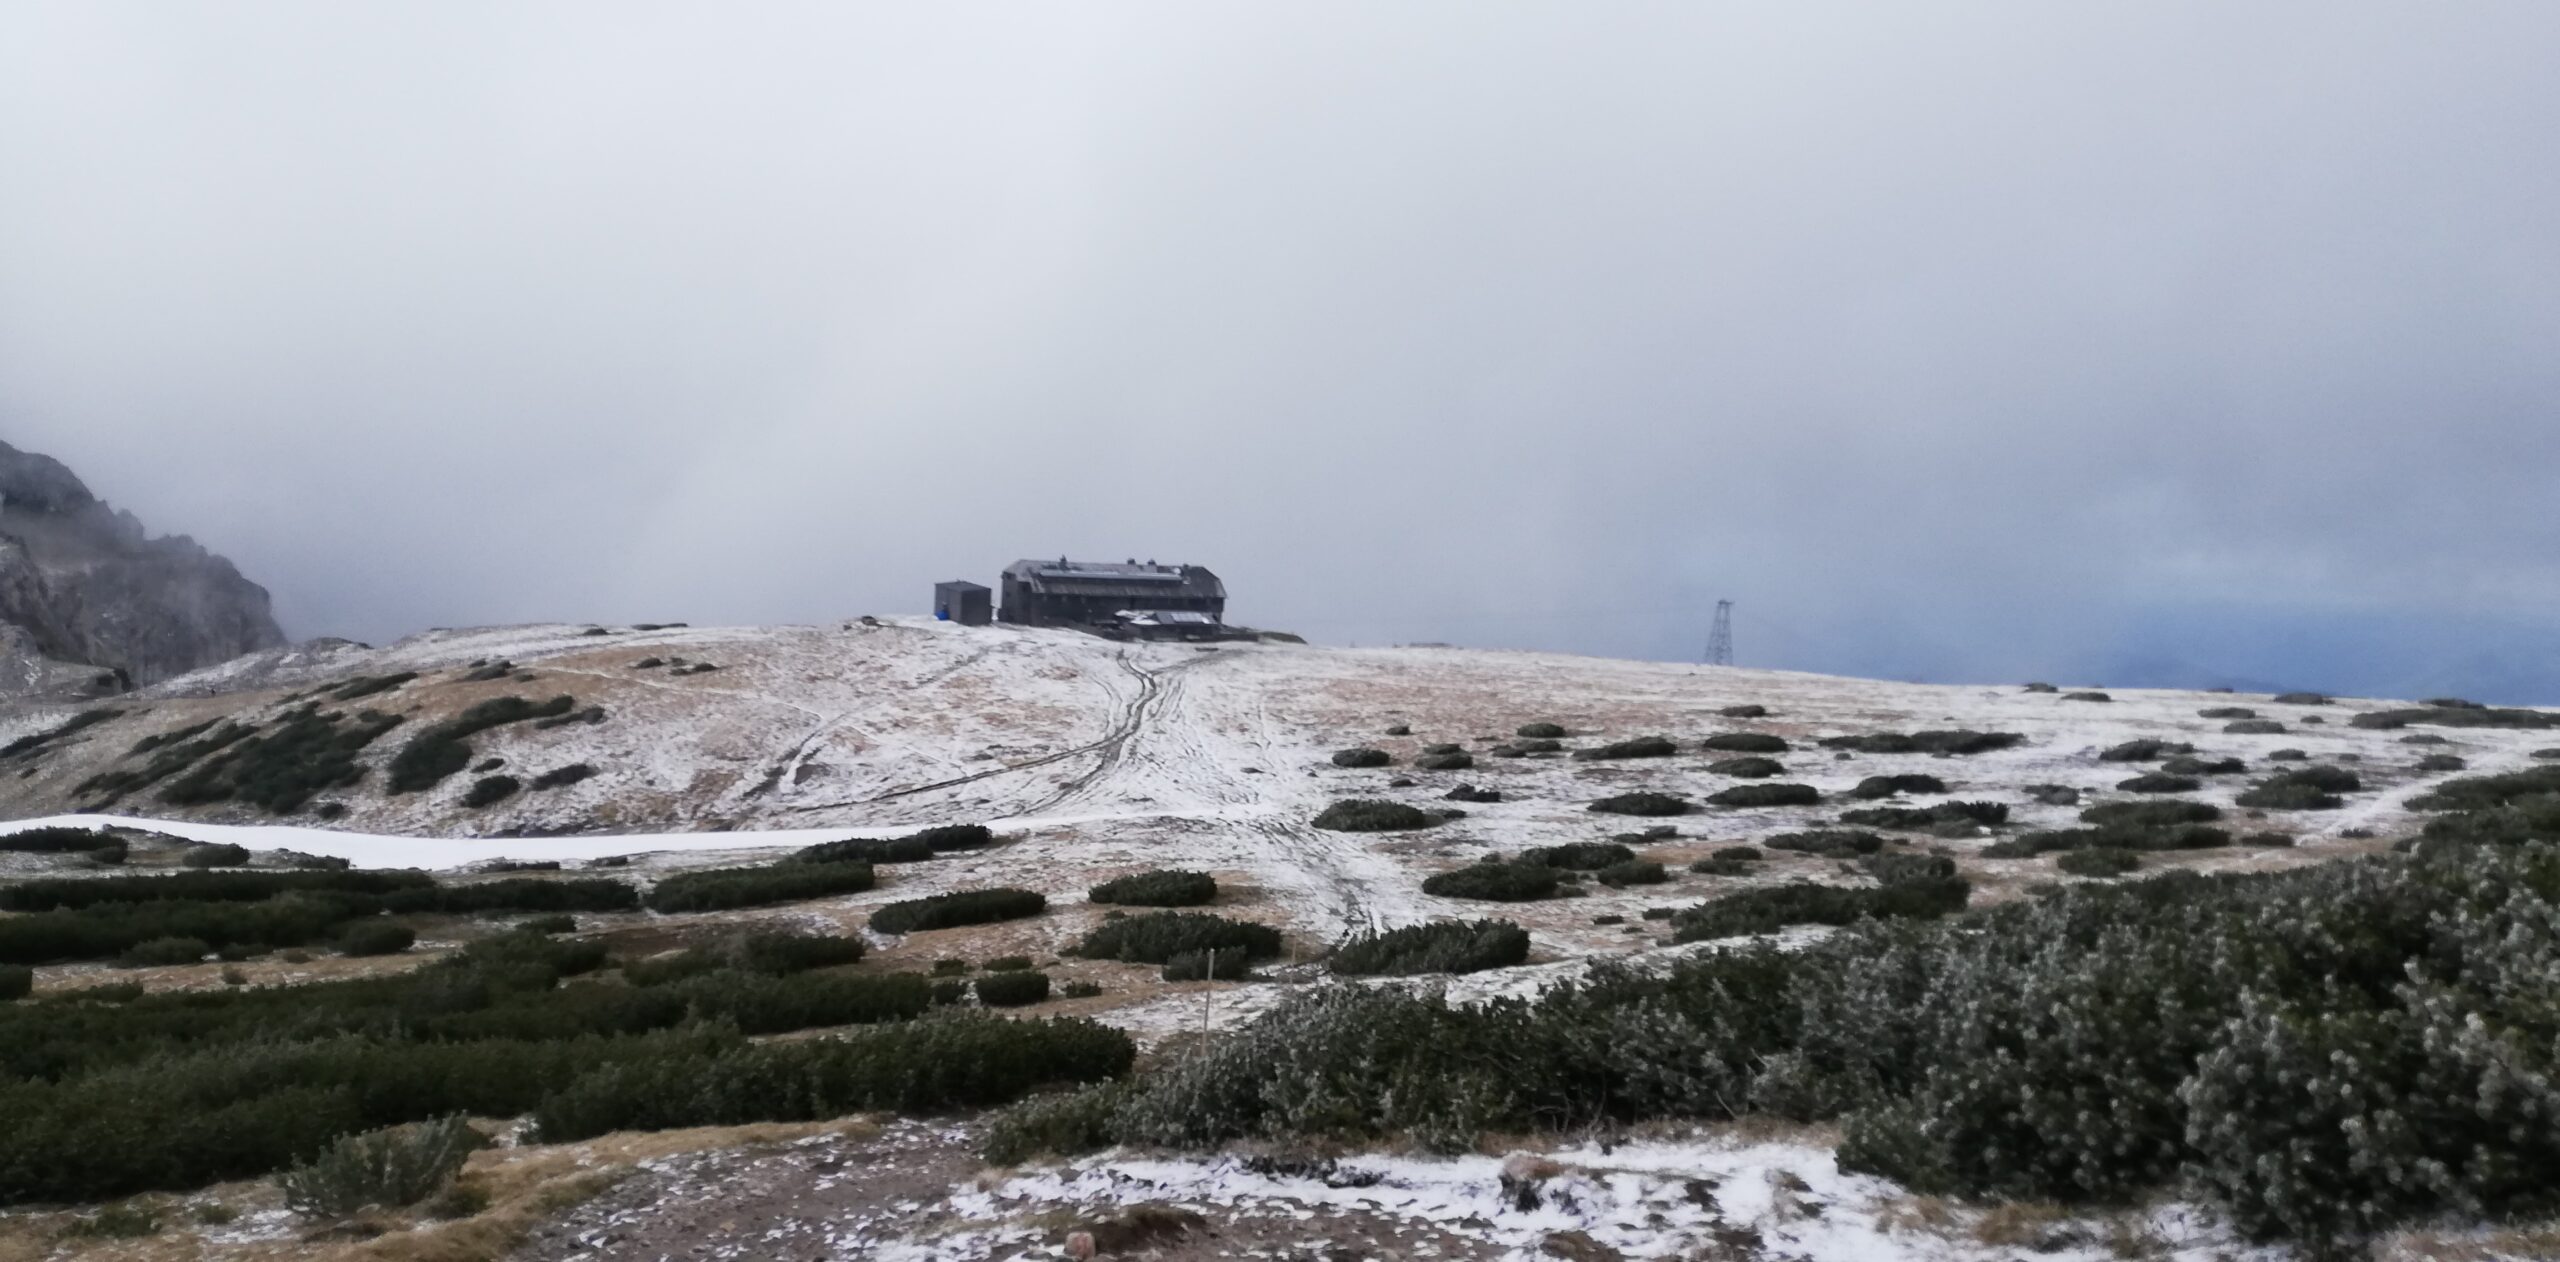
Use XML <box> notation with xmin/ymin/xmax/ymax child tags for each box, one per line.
<box><xmin>0</xmin><ymin>439</ymin><xmax>285</xmax><ymax>695</ymax></box>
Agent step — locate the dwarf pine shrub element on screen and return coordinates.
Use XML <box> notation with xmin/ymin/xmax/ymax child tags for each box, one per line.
<box><xmin>2081</xmin><ymin>799</ymin><xmax>2222</xmax><ymax>828</ymax></box>
<box><xmin>1850</xmin><ymin>774</ymin><xmax>1948</xmax><ymax>799</ymax></box>
<box><xmin>1571</xmin><ymin>736</ymin><xmax>1678</xmax><ymax>761</ymax></box>
<box><xmin>1330</xmin><ymin>748</ymin><xmax>1392</xmax><ymax>768</ymax></box>
<box><xmin>2116</xmin><ymin>772</ymin><xmax>2203</xmax><ymax>794</ymax></box>
<box><xmin>1710</xmin><ymin>783</ymin><xmax>1820</xmax><ymax>808</ymax></box>
<box><xmin>1311</xmin><ymin>799</ymin><xmax>1436</xmax><ymax>832</ymax></box>
<box><xmin>2224</xmin><ymin>719</ymin><xmax>2287</xmax><ymax>735</ymax></box>
<box><xmin>1069</xmin><ymin>912</ymin><xmax>1283</xmax><ymax>964</ymax></box>
<box><xmin>1671</xmin><ymin>876</ymin><xmax>1970</xmax><ymax>942</ymax></box>
<box><xmin>181</xmin><ymin>843</ymin><xmax>252</xmax><ymax>868</ymax></box>
<box><xmin>1598</xmin><ymin>860</ymin><xmax>1669</xmax><ymax>887</ymax></box>
<box><xmin>646</xmin><ymin>862</ymin><xmax>876</xmax><ymax>914</ymax></box>
<box><xmin>1414</xmin><ymin>751</ymin><xmax>1475</xmax><ymax>771</ymax></box>
<box><xmin>1764</xmin><ymin>830</ymin><xmax>1884</xmax><ymax>857</ymax></box>
<box><xmin>1421</xmin><ymin>861</ymin><xmax>1559</xmax><ymax>902</ymax></box>
<box><xmin>868</xmin><ymin>888</ymin><xmax>1046</xmax><ymax>935</ymax></box>
<box><xmin>1516</xmin><ymin>841</ymin><xmax>1636</xmax><ymax>870</ymax></box>
<box><xmin>2100</xmin><ymin>739</ymin><xmax>2194</xmax><ymax>763</ymax></box>
<box><xmin>1329</xmin><ymin>919</ymin><xmax>1530</xmax><ymax>976</ymax></box>
<box><xmin>1088</xmin><ymin>869</ymin><xmax>1218</xmax><ymax>907</ymax></box>
<box><xmin>1700</xmin><ymin>733</ymin><xmax>1788</xmax><ymax>754</ymax></box>
<box><xmin>336</xmin><ymin>923</ymin><xmax>415</xmax><ymax>957</ymax></box>
<box><xmin>2056</xmin><ymin>848</ymin><xmax>2139</xmax><ymax>877</ymax></box>
<box><xmin>1515</xmin><ymin>722</ymin><xmax>1567</xmax><ymax>739</ymax></box>
<box><xmin>279</xmin><ymin>1115</ymin><xmax>481</xmax><ymax>1218</ymax></box>
<box><xmin>1710</xmin><ymin>756</ymin><xmax>1785</xmax><ymax>778</ymax></box>
<box><xmin>0</xmin><ymin>965</ymin><xmax>28</xmax><ymax>1001</ymax></box>
<box><xmin>2235</xmin><ymin>766</ymin><xmax>2362</xmax><ymax>811</ymax></box>
<box><xmin>1588</xmin><ymin>791</ymin><xmax>1692</xmax><ymax>816</ymax></box>
<box><xmin>974</xmin><ymin>971</ymin><xmax>1052</xmax><ymax>1007</ymax></box>
<box><xmin>1819</xmin><ymin>730</ymin><xmax>2025</xmax><ymax>756</ymax></box>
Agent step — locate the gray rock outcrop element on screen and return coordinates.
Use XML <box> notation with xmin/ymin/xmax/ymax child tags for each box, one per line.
<box><xmin>0</xmin><ymin>439</ymin><xmax>285</xmax><ymax>694</ymax></box>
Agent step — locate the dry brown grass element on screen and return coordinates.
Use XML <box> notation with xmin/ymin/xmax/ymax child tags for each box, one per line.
<box><xmin>1972</xmin><ymin>1199</ymin><xmax>2072</xmax><ymax>1247</ymax></box>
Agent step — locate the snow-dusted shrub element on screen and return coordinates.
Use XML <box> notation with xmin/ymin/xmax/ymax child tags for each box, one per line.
<box><xmin>867</xmin><ymin>888</ymin><xmax>1046</xmax><ymax>935</ymax></box>
<box><xmin>1444</xmin><ymin>783</ymin><xmax>1501</xmax><ymax>802</ymax></box>
<box><xmin>1515</xmin><ymin>722</ymin><xmax>1568</xmax><ymax>739</ymax></box>
<box><xmin>1849</xmin><ymin>773</ymin><xmax>1947</xmax><ymax>799</ymax></box>
<box><xmin>1861</xmin><ymin>853</ymin><xmax>1956</xmax><ymax>884</ymax></box>
<box><xmin>794</xmin><ymin>834</ymin><xmax>935</xmax><ymax>865</ymax></box>
<box><xmin>279</xmin><ymin>1115</ymin><xmax>481</xmax><ymax>1218</ymax></box>
<box><xmin>2235</xmin><ymin>766</ymin><xmax>2361</xmax><ymax>811</ymax></box>
<box><xmin>1414</xmin><ymin>751</ymin><xmax>1475</xmax><ymax>771</ymax></box>
<box><xmin>2409</xmin><ymin>764</ymin><xmax>2560</xmax><ymax>812</ymax></box>
<box><xmin>1496</xmin><ymin>738</ymin><xmax>1562</xmax><ymax>756</ymax></box>
<box><xmin>1570</xmin><ymin>735</ymin><xmax>1678</xmax><ymax>761</ymax></box>
<box><xmin>1160</xmin><ymin>946</ymin><xmax>1256</xmax><ymax>981</ymax></box>
<box><xmin>1670</xmin><ymin>876</ymin><xmax>1969</xmax><ymax>942</ymax></box>
<box><xmin>2224</xmin><ymin>719</ymin><xmax>2287</xmax><ymax>735</ymax></box>
<box><xmin>1837</xmin><ymin>801</ymin><xmax>2006</xmax><ymax>831</ymax></box>
<box><xmin>1763</xmin><ymin>829</ymin><xmax>1883</xmax><ymax>857</ymax></box>
<box><xmin>1311</xmin><ymin>799</ymin><xmax>1436</xmax><ymax>832</ymax></box>
<box><xmin>1700</xmin><ymin>733</ymin><xmax>1788</xmax><ymax>754</ymax></box>
<box><xmin>387</xmin><ymin>695</ymin><xmax>575</xmax><ymax>794</ymax></box>
<box><xmin>1421</xmin><ymin>861</ymin><xmax>1559</xmax><ymax>902</ymax></box>
<box><xmin>1818</xmin><ymin>730</ymin><xmax>2024</xmax><ymax>756</ymax></box>
<box><xmin>0</xmin><ymin>826</ymin><xmax>118</xmax><ymax>853</ymax></box>
<box><xmin>1597</xmin><ymin>860</ymin><xmax>1668</xmax><ymax>888</ymax></box>
<box><xmin>2114</xmin><ymin>772</ymin><xmax>2201</xmax><ymax>794</ymax></box>
<box><xmin>1719</xmin><ymin>704</ymin><xmax>1770</xmax><ymax>718</ymax></box>
<box><xmin>1327</xmin><ymin>919</ymin><xmax>1530</xmax><ymax>976</ymax></box>
<box><xmin>1087</xmin><ymin>869</ymin><xmax>1218</xmax><ymax>907</ymax></box>
<box><xmin>2054</xmin><ymin>848</ymin><xmax>2137</xmax><ymax>877</ymax></box>
<box><xmin>1329</xmin><ymin>747</ymin><xmax>1392</xmax><ymax>768</ymax></box>
<box><xmin>646</xmin><ymin>862</ymin><xmax>875</xmax><ymax>914</ymax></box>
<box><xmin>530</xmin><ymin>763</ymin><xmax>596</xmax><ymax>790</ymax></box>
<box><xmin>1069</xmin><ymin>912</ymin><xmax>1283</xmax><ymax>964</ymax></box>
<box><xmin>1708</xmin><ymin>783</ymin><xmax>1820</xmax><ymax>808</ymax></box>
<box><xmin>460</xmin><ymin>775</ymin><xmax>520</xmax><ymax>808</ymax></box>
<box><xmin>2197</xmin><ymin>706</ymin><xmax>2257</xmax><ymax>720</ymax></box>
<box><xmin>1587</xmin><ymin>791</ymin><xmax>1691</xmax><ymax>816</ymax></box>
<box><xmin>2351</xmin><ymin>705</ymin><xmax>2556</xmax><ymax>731</ymax></box>
<box><xmin>1709</xmin><ymin>755</ymin><xmax>1785</xmax><ymax>778</ymax></box>
<box><xmin>2415</xmin><ymin>753</ymin><xmax>2468</xmax><ymax>772</ymax></box>
<box><xmin>2272</xmin><ymin>691</ymin><xmax>2331</xmax><ymax>705</ymax></box>
<box><xmin>2160</xmin><ymin>755</ymin><xmax>2246</xmax><ymax>776</ymax></box>
<box><xmin>181</xmin><ymin>843</ymin><xmax>251</xmax><ymax>868</ymax></box>
<box><xmin>335</xmin><ymin>922</ymin><xmax>415</xmax><ymax>957</ymax></box>
<box><xmin>974</xmin><ymin>970</ymin><xmax>1051</xmax><ymax>1007</ymax></box>
<box><xmin>2061</xmin><ymin>690</ymin><xmax>2111</xmax><ymax>702</ymax></box>
<box><xmin>2080</xmin><ymin>798</ymin><xmax>2222</xmax><ymax>827</ymax></box>
<box><xmin>1518</xmin><ymin>841</ymin><xmax>1636</xmax><ymax>870</ymax></box>
<box><xmin>2099</xmin><ymin>739</ymin><xmax>2193</xmax><ymax>763</ymax></box>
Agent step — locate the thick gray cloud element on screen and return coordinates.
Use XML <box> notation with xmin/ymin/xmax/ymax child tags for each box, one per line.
<box><xmin>4</xmin><ymin>3</ymin><xmax>2557</xmax><ymax>697</ymax></box>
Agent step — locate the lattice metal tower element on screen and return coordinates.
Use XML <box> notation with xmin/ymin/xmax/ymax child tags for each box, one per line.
<box><xmin>1705</xmin><ymin>600</ymin><xmax>1734</xmax><ymax>666</ymax></box>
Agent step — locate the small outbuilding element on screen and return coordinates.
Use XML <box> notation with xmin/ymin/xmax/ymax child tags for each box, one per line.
<box><xmin>931</xmin><ymin>580</ymin><xmax>992</xmax><ymax>626</ymax></box>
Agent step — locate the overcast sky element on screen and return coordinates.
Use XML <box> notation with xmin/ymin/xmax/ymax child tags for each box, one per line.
<box><xmin>4</xmin><ymin>4</ymin><xmax>2557</xmax><ymax>699</ymax></box>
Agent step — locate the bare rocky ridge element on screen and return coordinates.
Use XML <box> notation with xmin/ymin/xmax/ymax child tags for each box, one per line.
<box><xmin>0</xmin><ymin>439</ymin><xmax>285</xmax><ymax>695</ymax></box>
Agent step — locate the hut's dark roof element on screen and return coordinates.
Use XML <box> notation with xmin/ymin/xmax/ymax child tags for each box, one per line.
<box><xmin>1003</xmin><ymin>559</ymin><xmax>1224</xmax><ymax>602</ymax></box>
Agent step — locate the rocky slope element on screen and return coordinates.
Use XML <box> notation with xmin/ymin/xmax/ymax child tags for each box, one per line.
<box><xmin>0</xmin><ymin>439</ymin><xmax>285</xmax><ymax>695</ymax></box>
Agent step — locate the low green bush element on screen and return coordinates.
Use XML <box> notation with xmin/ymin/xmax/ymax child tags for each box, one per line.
<box><xmin>646</xmin><ymin>863</ymin><xmax>875</xmax><ymax>914</ymax></box>
<box><xmin>1849</xmin><ymin>774</ymin><xmax>1947</xmax><ymax>798</ymax></box>
<box><xmin>1838</xmin><ymin>801</ymin><xmax>2008</xmax><ymax>831</ymax></box>
<box><xmin>1598</xmin><ymin>860</ymin><xmax>1668</xmax><ymax>887</ymax></box>
<box><xmin>868</xmin><ymin>888</ymin><xmax>1046</xmax><ymax>935</ymax></box>
<box><xmin>2063</xmin><ymin>691</ymin><xmax>2112</xmax><ymax>702</ymax></box>
<box><xmin>1570</xmin><ymin>736</ymin><xmax>1678</xmax><ymax>761</ymax></box>
<box><xmin>2056</xmin><ymin>848</ymin><xmax>2139</xmax><ymax>877</ymax></box>
<box><xmin>531</xmin><ymin>764</ymin><xmax>596</xmax><ymax>790</ymax></box>
<box><xmin>1330</xmin><ymin>748</ymin><xmax>1392</xmax><ymax>768</ymax></box>
<box><xmin>115</xmin><ymin>936</ymin><xmax>211</xmax><ymax>968</ymax></box>
<box><xmin>1719</xmin><ymin>704</ymin><xmax>1769</xmax><ymax>718</ymax></box>
<box><xmin>528</xmin><ymin>1015</ymin><xmax>1136</xmax><ymax>1143</ymax></box>
<box><xmin>1517</xmin><ymin>841</ymin><xmax>1636</xmax><ymax>870</ymax></box>
<box><xmin>2235</xmin><ymin>767</ymin><xmax>2362</xmax><ymax>811</ymax></box>
<box><xmin>1088</xmin><ymin>870</ymin><xmax>1218</xmax><ymax>907</ymax></box>
<box><xmin>0</xmin><ymin>826</ymin><xmax>119</xmax><ymax>853</ymax></box>
<box><xmin>1421</xmin><ymin>862</ymin><xmax>1558</xmax><ymax>902</ymax></box>
<box><xmin>1311</xmin><ymin>799</ymin><xmax>1436</xmax><ymax>832</ymax></box>
<box><xmin>794</xmin><ymin>835</ymin><xmax>936</xmax><ymax>865</ymax></box>
<box><xmin>1765</xmin><ymin>830</ymin><xmax>1884</xmax><ymax>857</ymax></box>
<box><xmin>2408</xmin><ymin>765</ymin><xmax>2560</xmax><ymax>812</ymax></box>
<box><xmin>1414</xmin><ymin>751</ymin><xmax>1475</xmax><ymax>771</ymax></box>
<box><xmin>2224</xmin><ymin>720</ymin><xmax>2287</xmax><ymax>735</ymax></box>
<box><xmin>1688</xmin><ymin>858</ymin><xmax>1753</xmax><ymax>876</ymax></box>
<box><xmin>2271</xmin><ymin>691</ymin><xmax>2330</xmax><ymax>704</ymax></box>
<box><xmin>2415</xmin><ymin>753</ymin><xmax>2468</xmax><ymax>772</ymax></box>
<box><xmin>1671</xmin><ymin>876</ymin><xmax>1970</xmax><ymax>941</ymax></box>
<box><xmin>1862</xmin><ymin>853</ymin><xmax>1956</xmax><ymax>884</ymax></box>
<box><xmin>1700</xmin><ymin>733</ymin><xmax>1788</xmax><ymax>754</ymax></box>
<box><xmin>1161</xmin><ymin>947</ymin><xmax>1257</xmax><ymax>981</ymax></box>
<box><xmin>2160</xmin><ymin>755</ymin><xmax>2246</xmax><ymax>776</ymax></box>
<box><xmin>181</xmin><ymin>843</ymin><xmax>252</xmax><ymax>869</ymax></box>
<box><xmin>2100</xmin><ymin>739</ymin><xmax>2194</xmax><ymax>763</ymax></box>
<box><xmin>1328</xmin><ymin>920</ymin><xmax>1530</xmax><ymax>976</ymax></box>
<box><xmin>386</xmin><ymin>696</ymin><xmax>577</xmax><ymax>794</ymax></box>
<box><xmin>1515</xmin><ymin>723</ymin><xmax>1568</xmax><ymax>739</ymax></box>
<box><xmin>2116</xmin><ymin>772</ymin><xmax>2202</xmax><ymax>794</ymax></box>
<box><xmin>1818</xmin><ymin>731</ymin><xmax>2024</xmax><ymax>756</ymax></box>
<box><xmin>1709</xmin><ymin>756</ymin><xmax>1785</xmax><ymax>778</ymax></box>
<box><xmin>1495</xmin><ymin>739</ymin><xmax>1562</xmax><ymax>756</ymax></box>
<box><xmin>279</xmin><ymin>1115</ymin><xmax>480</xmax><ymax>1218</ymax></box>
<box><xmin>1588</xmin><ymin>792</ymin><xmax>1691</xmax><ymax>816</ymax></box>
<box><xmin>2349</xmin><ymin>706</ymin><xmax>2556</xmax><ymax>731</ymax></box>
<box><xmin>1709</xmin><ymin>783</ymin><xmax>1820</xmax><ymax>808</ymax></box>
<box><xmin>974</xmin><ymin>971</ymin><xmax>1052</xmax><ymax>1007</ymax></box>
<box><xmin>2080</xmin><ymin>799</ymin><xmax>2223</xmax><ymax>827</ymax></box>
<box><xmin>327</xmin><ymin>673</ymin><xmax>419</xmax><ymax>702</ymax></box>
<box><xmin>1714</xmin><ymin>845</ymin><xmax>1763</xmax><ymax>861</ymax></box>
<box><xmin>337</xmin><ymin>923</ymin><xmax>416</xmax><ymax>957</ymax></box>
<box><xmin>461</xmin><ymin>775</ymin><xmax>520</xmax><ymax>807</ymax></box>
<box><xmin>0</xmin><ymin>965</ymin><xmax>28</xmax><ymax>1001</ymax></box>
<box><xmin>2198</xmin><ymin>707</ymin><xmax>2257</xmax><ymax>720</ymax></box>
<box><xmin>1069</xmin><ymin>912</ymin><xmax>1283</xmax><ymax>964</ymax></box>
